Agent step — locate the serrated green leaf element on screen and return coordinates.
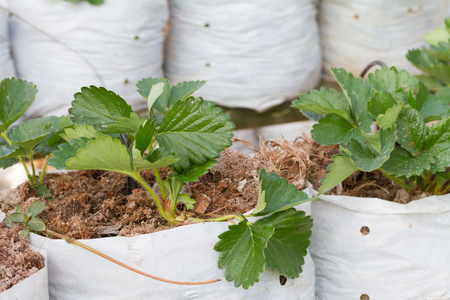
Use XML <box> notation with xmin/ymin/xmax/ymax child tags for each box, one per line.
<box><xmin>131</xmin><ymin>144</ymin><xmax>178</xmax><ymax>174</ymax></box>
<box><xmin>214</xmin><ymin>218</ymin><xmax>274</xmax><ymax>289</ymax></box>
<box><xmin>146</xmin><ymin>82</ymin><xmax>165</xmax><ymax>111</ymax></box>
<box><xmin>106</xmin><ymin>112</ymin><xmax>143</xmax><ymax>134</ymax></box>
<box><xmin>424</xmin><ymin>28</ymin><xmax>450</xmax><ymax>46</ymax></box>
<box><xmin>435</xmin><ymin>87</ymin><xmax>450</xmax><ymax>104</ymax></box>
<box><xmin>48</xmin><ymin>137</ymin><xmax>91</xmax><ymax>169</ymax></box>
<box><xmin>311</xmin><ymin>113</ymin><xmax>356</xmax><ymax>145</ymax></box>
<box><xmin>318</xmin><ymin>155</ymin><xmax>359</xmax><ymax>195</ymax></box>
<box><xmin>416</xmin><ymin>74</ymin><xmax>445</xmax><ymax>91</ymax></box>
<box><xmin>60</xmin><ymin>124</ymin><xmax>104</xmax><ymax>142</ymax></box>
<box><xmin>28</xmin><ymin>216</ymin><xmax>46</xmax><ymax>232</ymax></box>
<box><xmin>396</xmin><ymin>108</ymin><xmax>428</xmax><ymax>155</ymax></box>
<box><xmin>0</xmin><ymin>144</ymin><xmax>23</xmax><ymax>159</ymax></box>
<box><xmin>368</xmin><ymin>67</ymin><xmax>418</xmax><ymax>95</ymax></box>
<box><xmin>407</xmin><ymin>49</ymin><xmax>450</xmax><ymax>85</ymax></box>
<box><xmin>0</xmin><ymin>157</ymin><xmax>18</xmax><ymax>169</ymax></box>
<box><xmin>169</xmin><ymin>80</ymin><xmax>206</xmax><ymax>111</ymax></box>
<box><xmin>251</xmin><ymin>169</ymin><xmax>309</xmax><ymax>217</ymax></box>
<box><xmin>135</xmin><ymin>119</ymin><xmax>155</xmax><ymax>155</ymax></box>
<box><xmin>293</xmin><ymin>88</ymin><xmax>352</xmax><ymax>122</ymax></box>
<box><xmin>172</xmin><ymin>159</ymin><xmax>216</xmax><ymax>183</ymax></box>
<box><xmin>255</xmin><ymin>209</ymin><xmax>312</xmax><ymax>278</ymax></box>
<box><xmin>426</xmin><ymin>42</ymin><xmax>450</xmax><ymax>61</ymax></box>
<box><xmin>381</xmin><ymin>147</ymin><xmax>434</xmax><ymax>177</ymax></box>
<box><xmin>34</xmin><ymin>115</ymin><xmax>74</xmax><ymax>155</ymax></box>
<box><xmin>156</xmin><ymin>98</ymin><xmax>234</xmax><ymax>172</ymax></box>
<box><xmin>70</xmin><ymin>86</ymin><xmax>133</xmax><ymax>130</ymax></box>
<box><xmin>137</xmin><ymin>78</ymin><xmax>170</xmax><ymax>113</ymax></box>
<box><xmin>176</xmin><ymin>194</ymin><xmax>195</xmax><ymax>210</ymax></box>
<box><xmin>332</xmin><ymin>67</ymin><xmax>374</xmax><ymax>121</ymax></box>
<box><xmin>26</xmin><ymin>200</ymin><xmax>45</xmax><ymax>217</ymax></box>
<box><xmin>18</xmin><ymin>229</ymin><xmax>30</xmax><ymax>239</ymax></box>
<box><xmin>346</xmin><ymin>129</ymin><xmax>397</xmax><ymax>172</ymax></box>
<box><xmin>376</xmin><ymin>104</ymin><xmax>403</xmax><ymax>130</ymax></box>
<box><xmin>0</xmin><ymin>78</ymin><xmax>37</xmax><ymax>132</ymax></box>
<box><xmin>9</xmin><ymin>118</ymin><xmax>53</xmax><ymax>154</ymax></box>
<box><xmin>367</xmin><ymin>92</ymin><xmax>399</xmax><ymax>117</ymax></box>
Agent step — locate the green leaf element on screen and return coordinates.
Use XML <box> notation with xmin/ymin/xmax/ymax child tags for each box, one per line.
<box><xmin>251</xmin><ymin>169</ymin><xmax>309</xmax><ymax>217</ymax></box>
<box><xmin>131</xmin><ymin>145</ymin><xmax>178</xmax><ymax>173</ymax></box>
<box><xmin>407</xmin><ymin>49</ymin><xmax>450</xmax><ymax>86</ymax></box>
<box><xmin>26</xmin><ymin>200</ymin><xmax>45</xmax><ymax>217</ymax></box>
<box><xmin>60</xmin><ymin>124</ymin><xmax>104</xmax><ymax>142</ymax></box>
<box><xmin>424</xmin><ymin>28</ymin><xmax>450</xmax><ymax>46</ymax></box>
<box><xmin>169</xmin><ymin>80</ymin><xmax>206</xmax><ymax>111</ymax></box>
<box><xmin>28</xmin><ymin>217</ymin><xmax>46</xmax><ymax>232</ymax></box>
<box><xmin>318</xmin><ymin>155</ymin><xmax>359</xmax><ymax>195</ymax></box>
<box><xmin>396</xmin><ymin>108</ymin><xmax>428</xmax><ymax>155</ymax></box>
<box><xmin>156</xmin><ymin>98</ymin><xmax>234</xmax><ymax>172</ymax></box>
<box><xmin>0</xmin><ymin>144</ymin><xmax>23</xmax><ymax>159</ymax></box>
<box><xmin>381</xmin><ymin>147</ymin><xmax>434</xmax><ymax>177</ymax></box>
<box><xmin>70</xmin><ymin>86</ymin><xmax>133</xmax><ymax>130</ymax></box>
<box><xmin>367</xmin><ymin>92</ymin><xmax>399</xmax><ymax>117</ymax></box>
<box><xmin>331</xmin><ymin>67</ymin><xmax>374</xmax><ymax>121</ymax></box>
<box><xmin>0</xmin><ymin>78</ymin><xmax>37</xmax><ymax>132</ymax></box>
<box><xmin>293</xmin><ymin>88</ymin><xmax>352</xmax><ymax>122</ymax></box>
<box><xmin>4</xmin><ymin>212</ymin><xmax>25</xmax><ymax>224</ymax></box>
<box><xmin>214</xmin><ymin>218</ymin><xmax>274</xmax><ymax>289</ymax></box>
<box><xmin>0</xmin><ymin>157</ymin><xmax>19</xmax><ymax>169</ymax></box>
<box><xmin>255</xmin><ymin>209</ymin><xmax>312</xmax><ymax>278</ymax></box>
<box><xmin>311</xmin><ymin>113</ymin><xmax>356</xmax><ymax>145</ymax></box>
<box><xmin>136</xmin><ymin>78</ymin><xmax>170</xmax><ymax>113</ymax></box>
<box><xmin>18</xmin><ymin>229</ymin><xmax>30</xmax><ymax>239</ymax></box>
<box><xmin>176</xmin><ymin>194</ymin><xmax>195</xmax><ymax>210</ymax></box>
<box><xmin>48</xmin><ymin>137</ymin><xmax>91</xmax><ymax>169</ymax></box>
<box><xmin>9</xmin><ymin>117</ymin><xmax>53</xmax><ymax>154</ymax></box>
<box><xmin>435</xmin><ymin>87</ymin><xmax>450</xmax><ymax>104</ymax></box>
<box><xmin>35</xmin><ymin>115</ymin><xmax>74</xmax><ymax>154</ymax></box>
<box><xmin>346</xmin><ymin>129</ymin><xmax>397</xmax><ymax>172</ymax></box>
<box><xmin>367</xmin><ymin>67</ymin><xmax>418</xmax><ymax>95</ymax></box>
<box><xmin>416</xmin><ymin>74</ymin><xmax>445</xmax><ymax>91</ymax></box>
<box><xmin>135</xmin><ymin>119</ymin><xmax>155</xmax><ymax>155</ymax></box>
<box><xmin>171</xmin><ymin>159</ymin><xmax>216</xmax><ymax>183</ymax></box>
<box><xmin>106</xmin><ymin>112</ymin><xmax>143</xmax><ymax>134</ymax></box>
<box><xmin>376</xmin><ymin>104</ymin><xmax>403</xmax><ymax>130</ymax></box>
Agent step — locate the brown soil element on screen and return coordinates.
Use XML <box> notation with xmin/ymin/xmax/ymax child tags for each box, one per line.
<box><xmin>0</xmin><ymin>223</ymin><xmax>45</xmax><ymax>293</ymax></box>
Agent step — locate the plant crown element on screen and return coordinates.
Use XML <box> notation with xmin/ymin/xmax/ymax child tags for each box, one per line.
<box><xmin>293</xmin><ymin>66</ymin><xmax>450</xmax><ymax>195</ymax></box>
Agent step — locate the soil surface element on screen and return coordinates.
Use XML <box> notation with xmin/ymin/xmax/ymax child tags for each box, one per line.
<box><xmin>0</xmin><ymin>223</ymin><xmax>45</xmax><ymax>293</ymax></box>
<box><xmin>0</xmin><ymin>136</ymin><xmax>428</xmax><ymax>240</ymax></box>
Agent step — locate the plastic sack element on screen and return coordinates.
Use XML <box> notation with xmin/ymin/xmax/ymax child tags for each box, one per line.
<box><xmin>320</xmin><ymin>0</ymin><xmax>447</xmax><ymax>81</ymax></box>
<box><xmin>165</xmin><ymin>0</ymin><xmax>321</xmax><ymax>112</ymax></box>
<box><xmin>0</xmin><ymin>0</ymin><xmax>15</xmax><ymax>78</ymax></box>
<box><xmin>29</xmin><ymin>199</ymin><xmax>314</xmax><ymax>299</ymax></box>
<box><xmin>310</xmin><ymin>193</ymin><xmax>450</xmax><ymax>300</ymax></box>
<box><xmin>8</xmin><ymin>0</ymin><xmax>168</xmax><ymax>119</ymax></box>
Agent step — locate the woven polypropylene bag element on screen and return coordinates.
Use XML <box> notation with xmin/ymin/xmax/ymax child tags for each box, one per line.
<box><xmin>8</xmin><ymin>0</ymin><xmax>168</xmax><ymax>119</ymax></box>
<box><xmin>0</xmin><ymin>0</ymin><xmax>16</xmax><ymax>78</ymax></box>
<box><xmin>320</xmin><ymin>0</ymin><xmax>447</xmax><ymax>81</ymax></box>
<box><xmin>165</xmin><ymin>0</ymin><xmax>321</xmax><ymax>112</ymax></box>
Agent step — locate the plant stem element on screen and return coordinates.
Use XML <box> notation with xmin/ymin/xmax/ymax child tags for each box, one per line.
<box><xmin>134</xmin><ymin>176</ymin><xmax>174</xmax><ymax>223</ymax></box>
<box><xmin>153</xmin><ymin>168</ymin><xmax>167</xmax><ymax>200</ymax></box>
<box><xmin>44</xmin><ymin>229</ymin><xmax>220</xmax><ymax>285</ymax></box>
<box><xmin>188</xmin><ymin>214</ymin><xmax>243</xmax><ymax>223</ymax></box>
<box><xmin>380</xmin><ymin>169</ymin><xmax>410</xmax><ymax>192</ymax></box>
<box><xmin>39</xmin><ymin>155</ymin><xmax>50</xmax><ymax>185</ymax></box>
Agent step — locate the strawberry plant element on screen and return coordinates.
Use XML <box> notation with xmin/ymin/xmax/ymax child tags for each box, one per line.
<box><xmin>293</xmin><ymin>66</ymin><xmax>450</xmax><ymax>195</ymax></box>
<box><xmin>44</xmin><ymin>78</ymin><xmax>313</xmax><ymax>288</ymax></box>
<box><xmin>0</xmin><ymin>77</ymin><xmax>72</xmax><ymax>191</ymax></box>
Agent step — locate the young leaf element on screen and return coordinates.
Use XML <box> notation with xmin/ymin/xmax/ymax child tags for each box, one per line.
<box><xmin>105</xmin><ymin>112</ymin><xmax>143</xmax><ymax>134</ymax></box>
<box><xmin>3</xmin><ymin>212</ymin><xmax>25</xmax><ymax>224</ymax></box>
<box><xmin>70</xmin><ymin>86</ymin><xmax>133</xmax><ymax>130</ymax></box>
<box><xmin>48</xmin><ymin>137</ymin><xmax>91</xmax><ymax>169</ymax></box>
<box><xmin>367</xmin><ymin>67</ymin><xmax>418</xmax><ymax>96</ymax></box>
<box><xmin>168</xmin><ymin>80</ymin><xmax>206</xmax><ymax>111</ymax></box>
<box><xmin>255</xmin><ymin>209</ymin><xmax>312</xmax><ymax>278</ymax></box>
<box><xmin>28</xmin><ymin>217</ymin><xmax>46</xmax><ymax>232</ymax></box>
<box><xmin>156</xmin><ymin>98</ymin><xmax>234</xmax><ymax>172</ymax></box>
<box><xmin>171</xmin><ymin>159</ymin><xmax>216</xmax><ymax>183</ymax></box>
<box><xmin>396</xmin><ymin>108</ymin><xmax>428</xmax><ymax>155</ymax></box>
<box><xmin>60</xmin><ymin>124</ymin><xmax>104</xmax><ymax>142</ymax></box>
<box><xmin>175</xmin><ymin>194</ymin><xmax>195</xmax><ymax>210</ymax></box>
<box><xmin>135</xmin><ymin>119</ymin><xmax>155</xmax><ymax>155</ymax></box>
<box><xmin>136</xmin><ymin>78</ymin><xmax>170</xmax><ymax>113</ymax></box>
<box><xmin>26</xmin><ymin>200</ymin><xmax>45</xmax><ymax>218</ymax></box>
<box><xmin>18</xmin><ymin>229</ymin><xmax>30</xmax><ymax>239</ymax></box>
<box><xmin>376</xmin><ymin>104</ymin><xmax>403</xmax><ymax>130</ymax></box>
<box><xmin>407</xmin><ymin>49</ymin><xmax>450</xmax><ymax>85</ymax></box>
<box><xmin>0</xmin><ymin>78</ymin><xmax>37</xmax><ymax>132</ymax></box>
<box><xmin>214</xmin><ymin>218</ymin><xmax>275</xmax><ymax>289</ymax></box>
<box><xmin>251</xmin><ymin>169</ymin><xmax>309</xmax><ymax>217</ymax></box>
<box><xmin>8</xmin><ymin>117</ymin><xmax>53</xmax><ymax>154</ymax></box>
<box><xmin>318</xmin><ymin>155</ymin><xmax>359</xmax><ymax>195</ymax></box>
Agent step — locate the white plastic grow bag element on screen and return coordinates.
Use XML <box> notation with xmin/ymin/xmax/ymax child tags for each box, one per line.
<box><xmin>0</xmin><ymin>0</ymin><xmax>15</xmax><ymax>78</ymax></box>
<box><xmin>320</xmin><ymin>0</ymin><xmax>447</xmax><ymax>81</ymax></box>
<box><xmin>8</xmin><ymin>0</ymin><xmax>168</xmax><ymax>119</ymax></box>
<box><xmin>165</xmin><ymin>0</ymin><xmax>321</xmax><ymax>112</ymax></box>
<box><xmin>310</xmin><ymin>193</ymin><xmax>450</xmax><ymax>300</ymax></box>
<box><xmin>29</xmin><ymin>200</ymin><xmax>314</xmax><ymax>299</ymax></box>
<box><xmin>0</xmin><ymin>212</ymin><xmax>49</xmax><ymax>300</ymax></box>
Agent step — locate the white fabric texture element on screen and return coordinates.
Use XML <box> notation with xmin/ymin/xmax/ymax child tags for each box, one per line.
<box><xmin>8</xmin><ymin>0</ymin><xmax>168</xmax><ymax>119</ymax></box>
<box><xmin>320</xmin><ymin>0</ymin><xmax>448</xmax><ymax>81</ymax></box>
<box><xmin>0</xmin><ymin>0</ymin><xmax>16</xmax><ymax>79</ymax></box>
<box><xmin>29</xmin><ymin>200</ymin><xmax>315</xmax><ymax>300</ymax></box>
<box><xmin>310</xmin><ymin>193</ymin><xmax>450</xmax><ymax>300</ymax></box>
<box><xmin>165</xmin><ymin>0</ymin><xmax>321</xmax><ymax>112</ymax></box>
